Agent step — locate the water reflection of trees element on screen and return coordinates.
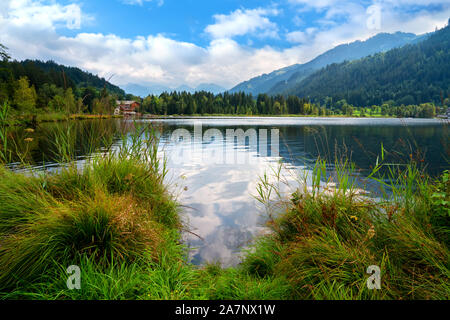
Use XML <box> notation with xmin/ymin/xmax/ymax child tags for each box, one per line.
<box><xmin>7</xmin><ymin>119</ymin><xmax>123</xmax><ymax>165</ymax></box>
<box><xmin>160</xmin><ymin>123</ymin><xmax>448</xmax><ymax>176</ymax></box>
<box><xmin>7</xmin><ymin>121</ymin><xmax>448</xmax><ymax>176</ymax></box>
<box><xmin>277</xmin><ymin>125</ymin><xmax>448</xmax><ymax>176</ymax></box>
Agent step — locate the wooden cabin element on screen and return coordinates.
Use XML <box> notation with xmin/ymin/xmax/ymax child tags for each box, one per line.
<box><xmin>116</xmin><ymin>100</ymin><xmax>140</xmax><ymax>116</ymax></box>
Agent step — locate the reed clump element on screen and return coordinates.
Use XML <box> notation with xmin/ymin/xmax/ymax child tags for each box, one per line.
<box><xmin>241</xmin><ymin>158</ymin><xmax>450</xmax><ymax>300</ymax></box>
<box><xmin>0</xmin><ymin>123</ymin><xmax>181</xmax><ymax>297</ymax></box>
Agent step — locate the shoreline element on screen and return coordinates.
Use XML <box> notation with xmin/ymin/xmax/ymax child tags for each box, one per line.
<box><xmin>3</xmin><ymin>113</ymin><xmax>447</xmax><ymax>128</ymax></box>
<box><xmin>143</xmin><ymin>114</ymin><xmax>398</xmax><ymax>119</ymax></box>
<box><xmin>142</xmin><ymin>114</ymin><xmax>447</xmax><ymax>121</ymax></box>
<box><xmin>2</xmin><ymin>114</ymin><xmax>124</xmax><ymax>127</ymax></box>
<box><xmin>0</xmin><ymin>123</ymin><xmax>448</xmax><ymax>300</ymax></box>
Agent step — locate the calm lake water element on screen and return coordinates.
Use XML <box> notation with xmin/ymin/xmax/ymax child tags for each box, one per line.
<box><xmin>7</xmin><ymin>117</ymin><xmax>449</xmax><ymax>266</ymax></box>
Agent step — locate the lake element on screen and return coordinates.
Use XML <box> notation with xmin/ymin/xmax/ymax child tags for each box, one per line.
<box><xmin>6</xmin><ymin>117</ymin><xmax>449</xmax><ymax>266</ymax></box>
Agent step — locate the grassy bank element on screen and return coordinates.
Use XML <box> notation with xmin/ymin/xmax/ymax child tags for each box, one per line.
<box><xmin>0</xmin><ymin>125</ymin><xmax>182</xmax><ymax>299</ymax></box>
<box><xmin>188</xmin><ymin>160</ymin><xmax>449</xmax><ymax>300</ymax></box>
<box><xmin>0</xmin><ymin>122</ymin><xmax>448</xmax><ymax>299</ymax></box>
<box><xmin>238</xmin><ymin>161</ymin><xmax>450</xmax><ymax>299</ymax></box>
<box><xmin>1</xmin><ymin>107</ymin><xmax>122</xmax><ymax>127</ymax></box>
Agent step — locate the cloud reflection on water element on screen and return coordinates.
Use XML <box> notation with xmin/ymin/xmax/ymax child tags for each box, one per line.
<box><xmin>151</xmin><ymin>117</ymin><xmax>448</xmax><ymax>267</ymax></box>
<box><xmin>158</xmin><ymin>124</ymin><xmax>297</xmax><ymax>267</ymax></box>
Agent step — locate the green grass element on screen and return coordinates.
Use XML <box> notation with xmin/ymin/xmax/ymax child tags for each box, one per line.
<box><xmin>0</xmin><ymin>113</ymin><xmax>448</xmax><ymax>300</ymax></box>
<box><xmin>0</xmin><ymin>124</ymin><xmax>182</xmax><ymax>298</ymax></box>
<box><xmin>0</xmin><ymin>101</ymin><xmax>122</xmax><ymax>128</ymax></box>
<box><xmin>244</xmin><ymin>158</ymin><xmax>450</xmax><ymax>300</ymax></box>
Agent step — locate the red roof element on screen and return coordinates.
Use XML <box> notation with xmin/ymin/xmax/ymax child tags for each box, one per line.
<box><xmin>117</xmin><ymin>101</ymin><xmax>140</xmax><ymax>112</ymax></box>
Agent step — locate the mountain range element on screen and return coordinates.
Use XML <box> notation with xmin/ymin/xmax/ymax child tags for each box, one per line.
<box><xmin>229</xmin><ymin>31</ymin><xmax>427</xmax><ymax>96</ymax></box>
<box><xmin>122</xmin><ymin>82</ymin><xmax>226</xmax><ymax>97</ymax></box>
<box><xmin>280</xmin><ymin>21</ymin><xmax>450</xmax><ymax>106</ymax></box>
<box><xmin>15</xmin><ymin>60</ymin><xmax>125</xmax><ymax>96</ymax></box>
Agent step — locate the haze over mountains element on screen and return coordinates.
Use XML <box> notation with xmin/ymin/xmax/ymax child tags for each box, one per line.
<box><xmin>122</xmin><ymin>30</ymin><xmax>426</xmax><ymax>98</ymax></box>
<box><xmin>123</xmin><ymin>83</ymin><xmax>226</xmax><ymax>97</ymax></box>
<box><xmin>230</xmin><ymin>31</ymin><xmax>427</xmax><ymax>96</ymax></box>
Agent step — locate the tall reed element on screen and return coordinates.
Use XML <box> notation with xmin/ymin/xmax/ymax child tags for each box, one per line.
<box><xmin>248</xmin><ymin>153</ymin><xmax>449</xmax><ymax>299</ymax></box>
<box><xmin>0</xmin><ymin>102</ymin><xmax>10</xmax><ymax>163</ymax></box>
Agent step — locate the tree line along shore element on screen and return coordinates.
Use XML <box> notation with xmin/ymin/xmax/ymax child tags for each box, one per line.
<box><xmin>1</xmin><ymin>43</ymin><xmax>446</xmax><ymax>128</ymax></box>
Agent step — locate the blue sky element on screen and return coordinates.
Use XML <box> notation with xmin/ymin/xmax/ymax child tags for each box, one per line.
<box><xmin>57</xmin><ymin>0</ymin><xmax>327</xmax><ymax>49</ymax></box>
<box><xmin>0</xmin><ymin>0</ymin><xmax>449</xmax><ymax>89</ymax></box>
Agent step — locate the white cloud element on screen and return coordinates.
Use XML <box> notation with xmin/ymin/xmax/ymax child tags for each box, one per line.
<box><xmin>0</xmin><ymin>0</ymin><xmax>449</xmax><ymax>91</ymax></box>
<box><xmin>286</xmin><ymin>27</ymin><xmax>317</xmax><ymax>43</ymax></box>
<box><xmin>380</xmin><ymin>0</ymin><xmax>450</xmax><ymax>5</ymax></box>
<box><xmin>284</xmin><ymin>0</ymin><xmax>450</xmax><ymax>61</ymax></box>
<box><xmin>205</xmin><ymin>8</ymin><xmax>280</xmax><ymax>39</ymax></box>
<box><xmin>290</xmin><ymin>0</ymin><xmax>450</xmax><ymax>9</ymax></box>
<box><xmin>0</xmin><ymin>2</ymin><xmax>297</xmax><ymax>88</ymax></box>
<box><xmin>288</xmin><ymin>0</ymin><xmax>339</xmax><ymax>9</ymax></box>
<box><xmin>2</xmin><ymin>0</ymin><xmax>84</xmax><ymax>30</ymax></box>
<box><xmin>292</xmin><ymin>15</ymin><xmax>303</xmax><ymax>26</ymax></box>
<box><xmin>121</xmin><ymin>0</ymin><xmax>164</xmax><ymax>6</ymax></box>
<box><xmin>286</xmin><ymin>31</ymin><xmax>306</xmax><ymax>43</ymax></box>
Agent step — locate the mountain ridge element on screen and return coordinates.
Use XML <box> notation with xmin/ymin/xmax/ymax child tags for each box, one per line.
<box><xmin>284</xmin><ymin>22</ymin><xmax>449</xmax><ymax>106</ymax></box>
<box><xmin>15</xmin><ymin>60</ymin><xmax>125</xmax><ymax>96</ymax></box>
<box><xmin>229</xmin><ymin>31</ymin><xmax>426</xmax><ymax>96</ymax></box>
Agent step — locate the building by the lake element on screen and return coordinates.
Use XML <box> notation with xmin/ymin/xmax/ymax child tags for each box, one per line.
<box><xmin>115</xmin><ymin>101</ymin><xmax>140</xmax><ymax>116</ymax></box>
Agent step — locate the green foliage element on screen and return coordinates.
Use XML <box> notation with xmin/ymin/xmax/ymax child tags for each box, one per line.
<box><xmin>13</xmin><ymin>77</ymin><xmax>37</xmax><ymax>113</ymax></box>
<box><xmin>240</xmin><ymin>237</ymin><xmax>285</xmax><ymax>278</ymax></box>
<box><xmin>0</xmin><ymin>55</ymin><xmax>124</xmax><ymax>117</ymax></box>
<box><xmin>233</xmin><ymin>31</ymin><xmax>420</xmax><ymax>96</ymax></box>
<box><xmin>430</xmin><ymin>170</ymin><xmax>450</xmax><ymax>246</ymax></box>
<box><xmin>0</xmin><ymin>44</ymin><xmax>10</xmax><ymax>62</ymax></box>
<box><xmin>284</xmin><ymin>24</ymin><xmax>450</xmax><ymax>107</ymax></box>
<box><xmin>137</xmin><ymin>90</ymin><xmax>439</xmax><ymax>118</ymax></box>
<box><xmin>0</xmin><ymin>102</ymin><xmax>10</xmax><ymax>163</ymax></box>
<box><xmin>140</xmin><ymin>91</ymin><xmax>319</xmax><ymax>116</ymax></box>
<box><xmin>0</xmin><ymin>123</ymin><xmax>449</xmax><ymax>299</ymax></box>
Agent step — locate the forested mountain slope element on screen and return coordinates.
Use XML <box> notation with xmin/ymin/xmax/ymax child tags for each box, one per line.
<box><xmin>284</xmin><ymin>22</ymin><xmax>449</xmax><ymax>107</ymax></box>
<box><xmin>6</xmin><ymin>60</ymin><xmax>125</xmax><ymax>96</ymax></box>
<box><xmin>230</xmin><ymin>32</ymin><xmax>423</xmax><ymax>96</ymax></box>
<box><xmin>0</xmin><ymin>57</ymin><xmax>126</xmax><ymax>114</ymax></box>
